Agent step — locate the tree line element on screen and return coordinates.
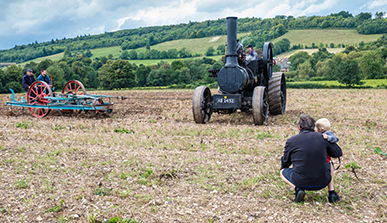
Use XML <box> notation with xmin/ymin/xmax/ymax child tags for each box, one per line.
<box><xmin>1</xmin><ymin>11</ymin><xmax>386</xmax><ymax>63</ymax></box>
<box><xmin>0</xmin><ymin>53</ymin><xmax>221</xmax><ymax>94</ymax></box>
<box><xmin>286</xmin><ymin>34</ymin><xmax>387</xmax><ymax>86</ymax></box>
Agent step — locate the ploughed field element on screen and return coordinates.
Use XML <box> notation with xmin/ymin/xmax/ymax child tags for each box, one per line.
<box><xmin>0</xmin><ymin>89</ymin><xmax>386</xmax><ymax>222</ymax></box>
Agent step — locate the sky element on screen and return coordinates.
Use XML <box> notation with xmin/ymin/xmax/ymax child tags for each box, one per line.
<box><xmin>0</xmin><ymin>0</ymin><xmax>386</xmax><ymax>50</ymax></box>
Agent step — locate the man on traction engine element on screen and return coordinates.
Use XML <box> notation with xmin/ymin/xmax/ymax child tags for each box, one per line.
<box><xmin>245</xmin><ymin>44</ymin><xmax>258</xmax><ymax>63</ymax></box>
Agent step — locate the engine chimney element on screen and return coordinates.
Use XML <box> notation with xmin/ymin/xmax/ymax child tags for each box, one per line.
<box><xmin>217</xmin><ymin>16</ymin><xmax>249</xmax><ymax>94</ymax></box>
<box><xmin>225</xmin><ymin>17</ymin><xmax>238</xmax><ymax>67</ymax></box>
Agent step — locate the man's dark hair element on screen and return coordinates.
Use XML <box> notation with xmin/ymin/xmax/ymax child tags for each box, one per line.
<box><xmin>298</xmin><ymin>115</ymin><xmax>315</xmax><ymax>131</ymax></box>
<box><xmin>41</xmin><ymin>69</ymin><xmax>46</xmax><ymax>72</ymax></box>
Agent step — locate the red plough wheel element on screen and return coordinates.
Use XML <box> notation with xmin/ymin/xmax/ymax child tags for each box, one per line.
<box><xmin>62</xmin><ymin>80</ymin><xmax>87</xmax><ymax>114</ymax></box>
<box><xmin>62</xmin><ymin>80</ymin><xmax>87</xmax><ymax>95</ymax></box>
<box><xmin>27</xmin><ymin>81</ymin><xmax>53</xmax><ymax>118</ymax></box>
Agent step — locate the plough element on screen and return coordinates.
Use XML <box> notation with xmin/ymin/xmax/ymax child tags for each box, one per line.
<box><xmin>6</xmin><ymin>80</ymin><xmax>126</xmax><ymax>118</ymax></box>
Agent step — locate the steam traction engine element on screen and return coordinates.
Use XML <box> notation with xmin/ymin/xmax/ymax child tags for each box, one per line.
<box><xmin>192</xmin><ymin>16</ymin><xmax>286</xmax><ymax>125</ymax></box>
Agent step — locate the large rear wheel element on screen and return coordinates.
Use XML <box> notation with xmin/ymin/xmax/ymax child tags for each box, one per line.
<box><xmin>27</xmin><ymin>81</ymin><xmax>53</xmax><ymax>118</ymax></box>
<box><xmin>252</xmin><ymin>86</ymin><xmax>268</xmax><ymax>125</ymax></box>
<box><xmin>268</xmin><ymin>72</ymin><xmax>286</xmax><ymax>115</ymax></box>
<box><xmin>263</xmin><ymin>42</ymin><xmax>274</xmax><ymax>80</ymax></box>
<box><xmin>192</xmin><ymin>86</ymin><xmax>213</xmax><ymax>124</ymax></box>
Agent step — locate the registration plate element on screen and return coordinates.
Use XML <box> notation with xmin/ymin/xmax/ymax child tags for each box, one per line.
<box><xmin>212</xmin><ymin>94</ymin><xmax>241</xmax><ymax>109</ymax></box>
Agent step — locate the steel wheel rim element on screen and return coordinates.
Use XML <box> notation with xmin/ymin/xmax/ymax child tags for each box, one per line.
<box><xmin>27</xmin><ymin>81</ymin><xmax>52</xmax><ymax>118</ymax></box>
<box><xmin>202</xmin><ymin>88</ymin><xmax>212</xmax><ymax>122</ymax></box>
<box><xmin>62</xmin><ymin>80</ymin><xmax>87</xmax><ymax>114</ymax></box>
<box><xmin>280</xmin><ymin>75</ymin><xmax>286</xmax><ymax>113</ymax></box>
<box><xmin>267</xmin><ymin>48</ymin><xmax>272</xmax><ymax>77</ymax></box>
<box><xmin>263</xmin><ymin>42</ymin><xmax>273</xmax><ymax>80</ymax></box>
<box><xmin>263</xmin><ymin>90</ymin><xmax>268</xmax><ymax>120</ymax></box>
<box><xmin>62</xmin><ymin>80</ymin><xmax>86</xmax><ymax>95</ymax></box>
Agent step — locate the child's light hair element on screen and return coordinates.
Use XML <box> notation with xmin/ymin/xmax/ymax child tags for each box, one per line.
<box><xmin>315</xmin><ymin>118</ymin><xmax>331</xmax><ymax>132</ymax></box>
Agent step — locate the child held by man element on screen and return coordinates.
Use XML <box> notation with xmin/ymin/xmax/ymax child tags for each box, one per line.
<box><xmin>315</xmin><ymin>118</ymin><xmax>339</xmax><ymax>163</ymax></box>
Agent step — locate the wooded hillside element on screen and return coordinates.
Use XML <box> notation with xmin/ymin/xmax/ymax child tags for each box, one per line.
<box><xmin>0</xmin><ymin>11</ymin><xmax>386</xmax><ymax>63</ymax></box>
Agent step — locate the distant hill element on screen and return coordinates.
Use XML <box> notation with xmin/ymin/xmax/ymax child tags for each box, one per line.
<box><xmin>18</xmin><ymin>29</ymin><xmax>382</xmax><ymax>66</ymax></box>
<box><xmin>2</xmin><ymin>11</ymin><xmax>387</xmax><ymax>64</ymax></box>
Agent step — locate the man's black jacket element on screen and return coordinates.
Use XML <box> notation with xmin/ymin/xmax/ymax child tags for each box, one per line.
<box><xmin>281</xmin><ymin>130</ymin><xmax>342</xmax><ymax>188</ymax></box>
<box><xmin>22</xmin><ymin>74</ymin><xmax>35</xmax><ymax>92</ymax></box>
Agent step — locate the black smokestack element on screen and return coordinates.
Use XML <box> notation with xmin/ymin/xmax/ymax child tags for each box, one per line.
<box><xmin>225</xmin><ymin>16</ymin><xmax>238</xmax><ymax>67</ymax></box>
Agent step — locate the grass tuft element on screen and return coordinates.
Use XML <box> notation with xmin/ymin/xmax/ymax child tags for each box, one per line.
<box><xmin>102</xmin><ymin>217</ymin><xmax>138</xmax><ymax>223</ymax></box>
<box><xmin>43</xmin><ymin>199</ymin><xmax>64</xmax><ymax>213</ymax></box>
<box><xmin>373</xmin><ymin>147</ymin><xmax>387</xmax><ymax>156</ymax></box>
<box><xmin>15</xmin><ymin>121</ymin><xmax>31</xmax><ymax>129</ymax></box>
<box><xmin>93</xmin><ymin>187</ymin><xmax>111</xmax><ymax>196</ymax></box>
<box><xmin>114</xmin><ymin>128</ymin><xmax>135</xmax><ymax>134</ymax></box>
<box><xmin>14</xmin><ymin>179</ymin><xmax>29</xmax><ymax>189</ymax></box>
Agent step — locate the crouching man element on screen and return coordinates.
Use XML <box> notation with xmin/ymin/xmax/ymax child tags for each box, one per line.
<box><xmin>280</xmin><ymin>115</ymin><xmax>342</xmax><ymax>203</ymax></box>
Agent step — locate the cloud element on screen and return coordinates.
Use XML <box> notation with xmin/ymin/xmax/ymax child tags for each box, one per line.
<box><xmin>359</xmin><ymin>3</ymin><xmax>368</xmax><ymax>9</ymax></box>
<box><xmin>116</xmin><ymin>0</ymin><xmax>200</xmax><ymax>30</ymax></box>
<box><xmin>116</xmin><ymin>0</ymin><xmax>340</xmax><ymax>29</ymax></box>
<box><xmin>368</xmin><ymin>0</ymin><xmax>387</xmax><ymax>9</ymax></box>
<box><xmin>299</xmin><ymin>0</ymin><xmax>339</xmax><ymax>14</ymax></box>
<box><xmin>119</xmin><ymin>18</ymin><xmax>147</xmax><ymax>30</ymax></box>
<box><xmin>0</xmin><ymin>0</ymin><xmax>383</xmax><ymax>49</ymax></box>
<box><xmin>213</xmin><ymin>0</ymin><xmax>339</xmax><ymax>19</ymax></box>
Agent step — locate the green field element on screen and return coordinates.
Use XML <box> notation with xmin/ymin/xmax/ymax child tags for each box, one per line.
<box><xmin>274</xmin><ymin>29</ymin><xmax>383</xmax><ymax>47</ymax></box>
<box><xmin>276</xmin><ymin>48</ymin><xmax>344</xmax><ymax>59</ymax></box>
<box><xmin>126</xmin><ymin>55</ymin><xmax>223</xmax><ymax>66</ymax></box>
<box><xmin>19</xmin><ymin>53</ymin><xmax>64</xmax><ymax>66</ymax></box>
<box><xmin>90</xmin><ymin>46</ymin><xmax>122</xmax><ymax>59</ymax></box>
<box><xmin>288</xmin><ymin>79</ymin><xmax>387</xmax><ymax>88</ymax></box>
<box><xmin>148</xmin><ymin>33</ymin><xmax>247</xmax><ymax>55</ymax></box>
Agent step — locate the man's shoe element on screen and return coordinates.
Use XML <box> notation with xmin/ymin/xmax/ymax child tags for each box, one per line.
<box><xmin>294</xmin><ymin>188</ymin><xmax>305</xmax><ymax>203</ymax></box>
<box><xmin>328</xmin><ymin>191</ymin><xmax>340</xmax><ymax>203</ymax></box>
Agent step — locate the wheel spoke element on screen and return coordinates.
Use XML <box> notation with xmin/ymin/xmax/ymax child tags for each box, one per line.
<box><xmin>41</xmin><ymin>85</ymin><xmax>47</xmax><ymax>95</ymax></box>
<box><xmin>203</xmin><ymin>93</ymin><xmax>209</xmax><ymax>101</ymax></box>
<box><xmin>28</xmin><ymin>95</ymin><xmax>37</xmax><ymax>100</ymax></box>
<box><xmin>74</xmin><ymin>85</ymin><xmax>81</xmax><ymax>94</ymax></box>
<box><xmin>202</xmin><ymin>108</ymin><xmax>209</xmax><ymax>116</ymax></box>
<box><xmin>31</xmin><ymin>87</ymin><xmax>38</xmax><ymax>96</ymax></box>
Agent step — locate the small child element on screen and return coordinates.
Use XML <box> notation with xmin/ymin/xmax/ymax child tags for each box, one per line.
<box><xmin>315</xmin><ymin>118</ymin><xmax>339</xmax><ymax>163</ymax></box>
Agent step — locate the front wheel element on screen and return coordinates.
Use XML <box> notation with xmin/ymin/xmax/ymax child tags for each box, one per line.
<box><xmin>252</xmin><ymin>86</ymin><xmax>268</xmax><ymax>125</ymax></box>
<box><xmin>192</xmin><ymin>86</ymin><xmax>213</xmax><ymax>124</ymax></box>
<box><xmin>27</xmin><ymin>81</ymin><xmax>53</xmax><ymax>118</ymax></box>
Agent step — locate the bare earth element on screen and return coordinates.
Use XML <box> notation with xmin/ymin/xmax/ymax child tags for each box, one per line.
<box><xmin>0</xmin><ymin>89</ymin><xmax>386</xmax><ymax>222</ymax></box>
